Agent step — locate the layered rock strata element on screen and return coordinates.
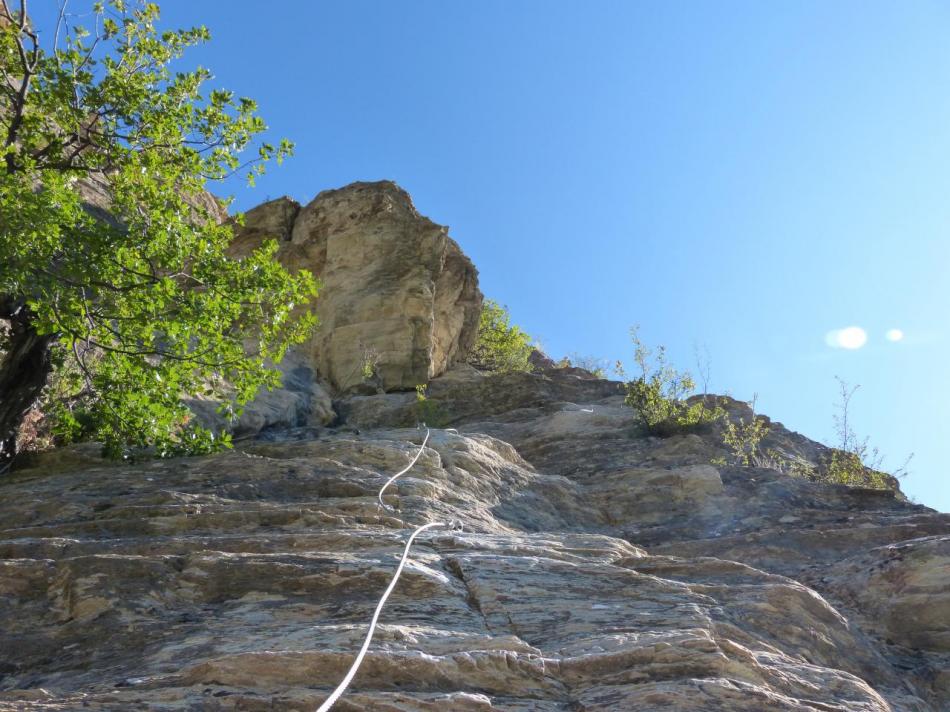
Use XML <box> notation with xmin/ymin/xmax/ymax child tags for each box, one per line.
<box><xmin>3</xmin><ymin>181</ymin><xmax>947</xmax><ymax>711</ymax></box>
<box><xmin>1</xmin><ymin>366</ymin><xmax>947</xmax><ymax>711</ymax></box>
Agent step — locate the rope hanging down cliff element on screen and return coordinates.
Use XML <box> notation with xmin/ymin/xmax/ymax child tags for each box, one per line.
<box><xmin>316</xmin><ymin>427</ymin><xmax>454</xmax><ymax>712</ymax></box>
<box><xmin>377</xmin><ymin>427</ymin><xmax>430</xmax><ymax>511</ymax></box>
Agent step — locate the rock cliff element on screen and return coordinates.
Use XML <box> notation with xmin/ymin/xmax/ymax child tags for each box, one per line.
<box><xmin>230</xmin><ymin>181</ymin><xmax>482</xmax><ymax>394</ymax></box>
<box><xmin>188</xmin><ymin>181</ymin><xmax>484</xmax><ymax>441</ymax></box>
<box><xmin>1</xmin><ymin>183</ymin><xmax>948</xmax><ymax>711</ymax></box>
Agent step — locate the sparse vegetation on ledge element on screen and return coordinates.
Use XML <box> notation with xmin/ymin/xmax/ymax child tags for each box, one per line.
<box><xmin>469</xmin><ymin>299</ymin><xmax>534</xmax><ymax>373</ymax></box>
<box><xmin>619</xmin><ymin>327</ymin><xmax>724</xmax><ymax>437</ymax></box>
<box><xmin>816</xmin><ymin>377</ymin><xmax>912</xmax><ymax>491</ymax></box>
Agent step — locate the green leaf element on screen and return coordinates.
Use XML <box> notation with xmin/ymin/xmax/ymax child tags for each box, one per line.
<box><xmin>0</xmin><ymin>1</ymin><xmax>312</xmax><ymax>461</ymax></box>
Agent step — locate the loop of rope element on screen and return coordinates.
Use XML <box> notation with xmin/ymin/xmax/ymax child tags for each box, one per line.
<box><xmin>377</xmin><ymin>427</ymin><xmax>430</xmax><ymax>511</ymax></box>
<box><xmin>317</xmin><ymin>427</ymin><xmax>441</xmax><ymax>711</ymax></box>
<box><xmin>318</xmin><ymin>410</ymin><xmax>590</xmax><ymax>709</ymax></box>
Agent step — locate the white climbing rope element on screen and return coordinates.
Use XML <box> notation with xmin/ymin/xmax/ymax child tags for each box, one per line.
<box><xmin>317</xmin><ymin>427</ymin><xmax>447</xmax><ymax>711</ymax></box>
<box><xmin>377</xmin><ymin>427</ymin><xmax>431</xmax><ymax>511</ymax></box>
<box><xmin>315</xmin><ymin>519</ymin><xmax>447</xmax><ymax>712</ymax></box>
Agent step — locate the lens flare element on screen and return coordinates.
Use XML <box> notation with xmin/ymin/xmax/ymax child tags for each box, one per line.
<box><xmin>825</xmin><ymin>326</ymin><xmax>867</xmax><ymax>350</ymax></box>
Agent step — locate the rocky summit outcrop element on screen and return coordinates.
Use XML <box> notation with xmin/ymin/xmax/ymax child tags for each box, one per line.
<box><xmin>183</xmin><ymin>181</ymin><xmax>482</xmax><ymax>440</ymax></box>
<box><xmin>3</xmin><ymin>181</ymin><xmax>949</xmax><ymax>710</ymax></box>
<box><xmin>229</xmin><ymin>181</ymin><xmax>482</xmax><ymax>394</ymax></box>
<box><xmin>1</xmin><ymin>362</ymin><xmax>948</xmax><ymax>711</ymax></box>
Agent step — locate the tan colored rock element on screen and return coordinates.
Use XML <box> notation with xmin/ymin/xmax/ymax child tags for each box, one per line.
<box><xmin>828</xmin><ymin>535</ymin><xmax>950</xmax><ymax>651</ymax></box>
<box><xmin>4</xmin><ymin>302</ymin><xmax>950</xmax><ymax>711</ymax></box>
<box><xmin>587</xmin><ymin>464</ymin><xmax>723</xmax><ymax>525</ymax></box>
<box><xmin>226</xmin><ymin>195</ymin><xmax>300</xmax><ymax>259</ymax></box>
<box><xmin>231</xmin><ymin>182</ymin><xmax>483</xmax><ymax>394</ymax></box>
<box><xmin>337</xmin><ymin>364</ymin><xmax>625</xmax><ymax>430</ymax></box>
<box><xmin>290</xmin><ymin>181</ymin><xmax>482</xmax><ymax>392</ymax></box>
<box><xmin>1</xmin><ymin>404</ymin><xmax>947</xmax><ymax>710</ymax></box>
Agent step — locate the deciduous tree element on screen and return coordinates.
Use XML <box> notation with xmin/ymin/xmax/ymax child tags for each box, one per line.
<box><xmin>0</xmin><ymin>1</ymin><xmax>317</xmax><ymax>467</ymax></box>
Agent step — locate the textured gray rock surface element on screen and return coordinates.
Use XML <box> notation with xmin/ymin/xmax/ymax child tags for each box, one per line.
<box><xmin>185</xmin><ymin>350</ymin><xmax>337</xmax><ymax>440</ymax></box>
<box><xmin>1</xmin><ymin>367</ymin><xmax>948</xmax><ymax>711</ymax></box>
<box><xmin>2</xmin><ymin>171</ymin><xmax>945</xmax><ymax>711</ymax></box>
<box><xmin>230</xmin><ymin>182</ymin><xmax>483</xmax><ymax>394</ymax></box>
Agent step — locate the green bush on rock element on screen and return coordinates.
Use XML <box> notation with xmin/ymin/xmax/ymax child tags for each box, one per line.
<box><xmin>721</xmin><ymin>395</ymin><xmax>770</xmax><ymax>466</ymax></box>
<box><xmin>556</xmin><ymin>354</ymin><xmax>608</xmax><ymax>378</ymax></box>
<box><xmin>816</xmin><ymin>378</ymin><xmax>911</xmax><ymax>490</ymax></box>
<box><xmin>414</xmin><ymin>384</ymin><xmax>446</xmax><ymax>428</ymax></box>
<box><xmin>469</xmin><ymin>300</ymin><xmax>534</xmax><ymax>373</ymax></box>
<box><xmin>620</xmin><ymin>327</ymin><xmax>724</xmax><ymax>437</ymax></box>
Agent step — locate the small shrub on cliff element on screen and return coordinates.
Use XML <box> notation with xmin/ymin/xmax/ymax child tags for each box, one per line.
<box><xmin>751</xmin><ymin>448</ymin><xmax>816</xmax><ymax>478</ymax></box>
<box><xmin>821</xmin><ymin>450</ymin><xmax>891</xmax><ymax>488</ymax></box>
<box><xmin>620</xmin><ymin>327</ymin><xmax>724</xmax><ymax>437</ymax></box>
<box><xmin>414</xmin><ymin>384</ymin><xmax>446</xmax><ymax>427</ymax></box>
<box><xmin>469</xmin><ymin>300</ymin><xmax>533</xmax><ymax>373</ymax></box>
<box><xmin>816</xmin><ymin>378</ymin><xmax>912</xmax><ymax>490</ymax></box>
<box><xmin>556</xmin><ymin>354</ymin><xmax>608</xmax><ymax>378</ymax></box>
<box><xmin>721</xmin><ymin>395</ymin><xmax>770</xmax><ymax>466</ymax></box>
<box><xmin>359</xmin><ymin>343</ymin><xmax>381</xmax><ymax>381</ymax></box>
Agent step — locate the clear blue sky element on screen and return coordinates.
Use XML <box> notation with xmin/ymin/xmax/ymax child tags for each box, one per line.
<box><xmin>34</xmin><ymin>2</ymin><xmax>950</xmax><ymax>511</ymax></box>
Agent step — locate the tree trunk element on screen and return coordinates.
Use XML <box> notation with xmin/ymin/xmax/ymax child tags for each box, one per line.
<box><xmin>0</xmin><ymin>300</ymin><xmax>55</xmax><ymax>472</ymax></box>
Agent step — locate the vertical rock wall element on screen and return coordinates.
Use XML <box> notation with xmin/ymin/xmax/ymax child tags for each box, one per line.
<box><xmin>232</xmin><ymin>181</ymin><xmax>482</xmax><ymax>393</ymax></box>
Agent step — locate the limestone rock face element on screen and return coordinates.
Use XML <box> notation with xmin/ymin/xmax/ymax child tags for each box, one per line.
<box><xmin>2</xmin><ymin>368</ymin><xmax>948</xmax><ymax>711</ymax></box>
<box><xmin>200</xmin><ymin>181</ymin><xmax>481</xmax><ymax>438</ymax></box>
<box><xmin>227</xmin><ymin>195</ymin><xmax>300</xmax><ymax>259</ymax></box>
<box><xmin>233</xmin><ymin>182</ymin><xmax>483</xmax><ymax>393</ymax></box>
<box><xmin>185</xmin><ymin>351</ymin><xmax>337</xmax><ymax>438</ymax></box>
<box><xmin>827</xmin><ymin>536</ymin><xmax>950</xmax><ymax>652</ymax></box>
<box><xmin>337</xmin><ymin>364</ymin><xmax>624</xmax><ymax>430</ymax></box>
<box><xmin>3</xmin><ymin>178</ymin><xmax>948</xmax><ymax>712</ymax></box>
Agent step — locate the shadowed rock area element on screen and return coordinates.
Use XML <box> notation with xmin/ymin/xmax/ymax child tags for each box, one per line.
<box><xmin>1</xmin><ymin>183</ymin><xmax>948</xmax><ymax>711</ymax></box>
